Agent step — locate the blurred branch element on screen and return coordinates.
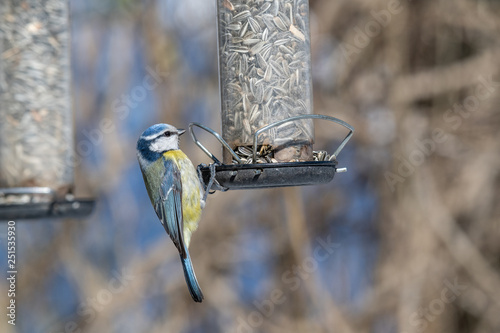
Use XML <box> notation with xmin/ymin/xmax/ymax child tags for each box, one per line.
<box><xmin>390</xmin><ymin>48</ymin><xmax>500</xmax><ymax>105</ymax></box>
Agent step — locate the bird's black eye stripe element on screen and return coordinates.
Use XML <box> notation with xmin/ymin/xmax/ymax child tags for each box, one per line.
<box><xmin>164</xmin><ymin>131</ymin><xmax>171</xmax><ymax>137</ymax></box>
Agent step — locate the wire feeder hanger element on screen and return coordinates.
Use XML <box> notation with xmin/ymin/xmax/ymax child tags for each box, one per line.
<box><xmin>191</xmin><ymin>114</ymin><xmax>354</xmax><ymax>195</ymax></box>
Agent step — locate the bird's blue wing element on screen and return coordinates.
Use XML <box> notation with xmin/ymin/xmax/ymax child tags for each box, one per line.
<box><xmin>154</xmin><ymin>158</ymin><xmax>204</xmax><ymax>302</ymax></box>
<box><xmin>155</xmin><ymin>159</ymin><xmax>187</xmax><ymax>258</ymax></box>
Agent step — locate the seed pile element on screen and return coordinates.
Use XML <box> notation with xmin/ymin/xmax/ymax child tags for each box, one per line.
<box><xmin>218</xmin><ymin>0</ymin><xmax>314</xmax><ymax>148</ymax></box>
<box><xmin>231</xmin><ymin>145</ymin><xmax>276</xmax><ymax>164</ymax></box>
<box><xmin>231</xmin><ymin>145</ymin><xmax>335</xmax><ymax>164</ymax></box>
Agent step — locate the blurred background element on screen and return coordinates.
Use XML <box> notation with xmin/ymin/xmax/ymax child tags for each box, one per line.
<box><xmin>1</xmin><ymin>0</ymin><xmax>500</xmax><ymax>332</ymax></box>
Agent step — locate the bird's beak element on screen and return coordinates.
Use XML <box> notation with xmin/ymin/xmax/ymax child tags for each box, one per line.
<box><xmin>177</xmin><ymin>129</ymin><xmax>186</xmax><ymax>136</ymax></box>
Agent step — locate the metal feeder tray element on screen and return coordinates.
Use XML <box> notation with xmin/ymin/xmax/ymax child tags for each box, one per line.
<box><xmin>0</xmin><ymin>187</ymin><xmax>95</xmax><ymax>220</ymax></box>
<box><xmin>190</xmin><ymin>115</ymin><xmax>354</xmax><ymax>191</ymax></box>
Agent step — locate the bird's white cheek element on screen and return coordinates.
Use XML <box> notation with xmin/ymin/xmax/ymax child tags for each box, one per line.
<box><xmin>150</xmin><ymin>140</ymin><xmax>163</xmax><ymax>152</ymax></box>
<box><xmin>150</xmin><ymin>136</ymin><xmax>179</xmax><ymax>152</ymax></box>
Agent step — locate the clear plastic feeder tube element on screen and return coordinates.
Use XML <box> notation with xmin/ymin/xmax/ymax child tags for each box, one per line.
<box><xmin>0</xmin><ymin>0</ymin><xmax>74</xmax><ymax>195</ymax></box>
<box><xmin>217</xmin><ymin>0</ymin><xmax>314</xmax><ymax>162</ymax></box>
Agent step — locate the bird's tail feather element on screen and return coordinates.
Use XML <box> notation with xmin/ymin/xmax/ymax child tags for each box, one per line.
<box><xmin>181</xmin><ymin>253</ymin><xmax>204</xmax><ymax>302</ymax></box>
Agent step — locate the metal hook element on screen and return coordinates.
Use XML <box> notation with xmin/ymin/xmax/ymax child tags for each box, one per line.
<box><xmin>252</xmin><ymin>114</ymin><xmax>354</xmax><ymax>162</ymax></box>
<box><xmin>189</xmin><ymin>123</ymin><xmax>242</xmax><ymax>164</ymax></box>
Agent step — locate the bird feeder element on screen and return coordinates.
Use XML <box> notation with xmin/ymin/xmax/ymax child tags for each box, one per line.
<box><xmin>218</xmin><ymin>0</ymin><xmax>315</xmax><ymax>163</ymax></box>
<box><xmin>192</xmin><ymin>0</ymin><xmax>354</xmax><ymax>190</ymax></box>
<box><xmin>0</xmin><ymin>0</ymin><xmax>94</xmax><ymax>220</ymax></box>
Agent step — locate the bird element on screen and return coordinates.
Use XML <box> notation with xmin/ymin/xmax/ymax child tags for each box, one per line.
<box><xmin>137</xmin><ymin>123</ymin><xmax>205</xmax><ymax>302</ymax></box>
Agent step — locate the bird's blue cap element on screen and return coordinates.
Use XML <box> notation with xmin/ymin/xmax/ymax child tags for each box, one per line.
<box><xmin>141</xmin><ymin>123</ymin><xmax>169</xmax><ymax>138</ymax></box>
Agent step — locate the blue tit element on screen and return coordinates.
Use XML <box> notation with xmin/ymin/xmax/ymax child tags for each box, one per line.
<box><xmin>136</xmin><ymin>123</ymin><xmax>205</xmax><ymax>302</ymax></box>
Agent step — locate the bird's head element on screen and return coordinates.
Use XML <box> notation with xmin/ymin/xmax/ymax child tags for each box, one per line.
<box><xmin>137</xmin><ymin>124</ymin><xmax>186</xmax><ymax>162</ymax></box>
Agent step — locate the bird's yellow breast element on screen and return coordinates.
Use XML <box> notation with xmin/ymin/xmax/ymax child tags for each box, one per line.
<box><xmin>163</xmin><ymin>149</ymin><xmax>187</xmax><ymax>162</ymax></box>
<box><xmin>163</xmin><ymin>150</ymin><xmax>202</xmax><ymax>247</ymax></box>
